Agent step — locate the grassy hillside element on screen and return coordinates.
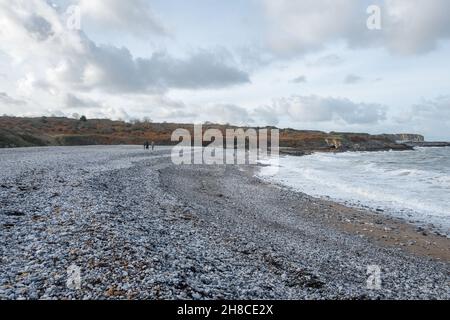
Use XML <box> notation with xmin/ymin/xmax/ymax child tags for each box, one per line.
<box><xmin>0</xmin><ymin>116</ymin><xmax>414</xmax><ymax>153</ymax></box>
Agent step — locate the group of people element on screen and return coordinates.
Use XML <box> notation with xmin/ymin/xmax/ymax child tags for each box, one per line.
<box><xmin>144</xmin><ymin>141</ymin><xmax>155</xmax><ymax>151</ymax></box>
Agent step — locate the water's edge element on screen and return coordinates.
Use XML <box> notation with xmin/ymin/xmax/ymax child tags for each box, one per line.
<box><xmin>257</xmin><ymin>148</ymin><xmax>450</xmax><ymax>237</ymax></box>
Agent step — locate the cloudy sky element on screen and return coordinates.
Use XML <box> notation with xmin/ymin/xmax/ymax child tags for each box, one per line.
<box><xmin>0</xmin><ymin>0</ymin><xmax>450</xmax><ymax>139</ymax></box>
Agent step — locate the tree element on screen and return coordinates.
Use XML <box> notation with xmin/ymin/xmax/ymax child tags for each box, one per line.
<box><xmin>79</xmin><ymin>115</ymin><xmax>87</xmax><ymax>122</ymax></box>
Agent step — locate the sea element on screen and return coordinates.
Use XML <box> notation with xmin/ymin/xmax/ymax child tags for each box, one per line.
<box><xmin>258</xmin><ymin>147</ymin><xmax>450</xmax><ymax>235</ymax></box>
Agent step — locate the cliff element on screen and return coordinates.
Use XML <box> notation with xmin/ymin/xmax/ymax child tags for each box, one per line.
<box><xmin>382</xmin><ymin>134</ymin><xmax>425</xmax><ymax>143</ymax></box>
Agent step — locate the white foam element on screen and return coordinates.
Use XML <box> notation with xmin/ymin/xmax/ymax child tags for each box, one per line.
<box><xmin>258</xmin><ymin>148</ymin><xmax>450</xmax><ymax>234</ymax></box>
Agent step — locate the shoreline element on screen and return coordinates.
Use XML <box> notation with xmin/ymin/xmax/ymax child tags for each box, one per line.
<box><xmin>263</xmin><ymin>178</ymin><xmax>450</xmax><ymax>262</ymax></box>
<box><xmin>251</xmin><ymin>165</ymin><xmax>450</xmax><ymax>263</ymax></box>
<box><xmin>265</xmin><ymin>148</ymin><xmax>450</xmax><ymax>240</ymax></box>
<box><xmin>1</xmin><ymin>146</ymin><xmax>449</xmax><ymax>299</ymax></box>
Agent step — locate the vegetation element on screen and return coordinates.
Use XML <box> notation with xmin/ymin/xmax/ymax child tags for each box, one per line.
<box><xmin>0</xmin><ymin>116</ymin><xmax>414</xmax><ymax>152</ymax></box>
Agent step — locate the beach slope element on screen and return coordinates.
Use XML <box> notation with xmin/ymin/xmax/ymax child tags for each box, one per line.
<box><xmin>0</xmin><ymin>146</ymin><xmax>448</xmax><ymax>299</ymax></box>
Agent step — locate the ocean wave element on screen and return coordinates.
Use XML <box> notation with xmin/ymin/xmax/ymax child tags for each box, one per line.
<box><xmin>258</xmin><ymin>148</ymin><xmax>450</xmax><ymax>233</ymax></box>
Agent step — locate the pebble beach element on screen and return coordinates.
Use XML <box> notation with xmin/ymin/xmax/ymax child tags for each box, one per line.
<box><xmin>0</xmin><ymin>146</ymin><xmax>449</xmax><ymax>299</ymax></box>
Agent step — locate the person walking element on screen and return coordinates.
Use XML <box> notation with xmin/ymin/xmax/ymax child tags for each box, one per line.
<box><xmin>151</xmin><ymin>141</ymin><xmax>155</xmax><ymax>151</ymax></box>
<box><xmin>144</xmin><ymin>141</ymin><xmax>149</xmax><ymax>150</ymax></box>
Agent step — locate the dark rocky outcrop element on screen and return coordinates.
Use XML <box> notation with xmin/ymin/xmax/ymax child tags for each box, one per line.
<box><xmin>405</xmin><ymin>141</ymin><xmax>450</xmax><ymax>148</ymax></box>
<box><xmin>278</xmin><ymin>130</ymin><xmax>414</xmax><ymax>154</ymax></box>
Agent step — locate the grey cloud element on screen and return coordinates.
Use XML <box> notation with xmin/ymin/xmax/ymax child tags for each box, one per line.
<box><xmin>2</xmin><ymin>2</ymin><xmax>249</xmax><ymax>94</ymax></box>
<box><xmin>184</xmin><ymin>97</ymin><xmax>385</xmax><ymax>127</ymax></box>
<box><xmin>344</xmin><ymin>74</ymin><xmax>363</xmax><ymax>84</ymax></box>
<box><xmin>410</xmin><ymin>95</ymin><xmax>450</xmax><ymax>120</ymax></box>
<box><xmin>392</xmin><ymin>95</ymin><xmax>450</xmax><ymax>140</ymax></box>
<box><xmin>201</xmin><ymin>104</ymin><xmax>255</xmax><ymax>125</ymax></box>
<box><xmin>251</xmin><ymin>105</ymin><xmax>280</xmax><ymax>126</ymax></box>
<box><xmin>65</xmin><ymin>93</ymin><xmax>100</xmax><ymax>109</ymax></box>
<box><xmin>269</xmin><ymin>95</ymin><xmax>387</xmax><ymax>124</ymax></box>
<box><xmin>156</xmin><ymin>109</ymin><xmax>197</xmax><ymax>120</ymax></box>
<box><xmin>263</xmin><ymin>0</ymin><xmax>371</xmax><ymax>56</ymax></box>
<box><xmin>24</xmin><ymin>14</ymin><xmax>54</xmax><ymax>41</ymax></box>
<box><xmin>164</xmin><ymin>103</ymin><xmax>257</xmax><ymax>126</ymax></box>
<box><xmin>235</xmin><ymin>45</ymin><xmax>276</xmax><ymax>72</ymax></box>
<box><xmin>223</xmin><ymin>95</ymin><xmax>388</xmax><ymax>127</ymax></box>
<box><xmin>45</xmin><ymin>37</ymin><xmax>250</xmax><ymax>93</ymax></box>
<box><xmin>384</xmin><ymin>0</ymin><xmax>450</xmax><ymax>54</ymax></box>
<box><xmin>262</xmin><ymin>0</ymin><xmax>450</xmax><ymax>56</ymax></box>
<box><xmin>0</xmin><ymin>92</ymin><xmax>27</xmax><ymax>106</ymax></box>
<box><xmin>291</xmin><ymin>75</ymin><xmax>307</xmax><ymax>84</ymax></box>
<box><xmin>307</xmin><ymin>54</ymin><xmax>344</xmax><ymax>67</ymax></box>
<box><xmin>137</xmin><ymin>50</ymin><xmax>251</xmax><ymax>90</ymax></box>
<box><xmin>161</xmin><ymin>102</ymin><xmax>280</xmax><ymax>126</ymax></box>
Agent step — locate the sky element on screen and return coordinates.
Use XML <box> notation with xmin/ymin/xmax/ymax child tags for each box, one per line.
<box><xmin>0</xmin><ymin>0</ymin><xmax>450</xmax><ymax>140</ymax></box>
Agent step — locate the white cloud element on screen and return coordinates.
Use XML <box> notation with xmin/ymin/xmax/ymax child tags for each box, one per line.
<box><xmin>0</xmin><ymin>0</ymin><xmax>448</xmax><ymax>141</ymax></box>
<box><xmin>306</xmin><ymin>54</ymin><xmax>345</xmax><ymax>67</ymax></box>
<box><xmin>411</xmin><ymin>95</ymin><xmax>450</xmax><ymax>119</ymax></box>
<box><xmin>390</xmin><ymin>95</ymin><xmax>450</xmax><ymax>140</ymax></box>
<box><xmin>266</xmin><ymin>95</ymin><xmax>387</xmax><ymax>124</ymax></box>
<box><xmin>76</xmin><ymin>0</ymin><xmax>168</xmax><ymax>37</ymax></box>
<box><xmin>143</xmin><ymin>102</ymin><xmax>270</xmax><ymax>127</ymax></box>
<box><xmin>251</xmin><ymin>105</ymin><xmax>280</xmax><ymax>126</ymax></box>
<box><xmin>43</xmin><ymin>43</ymin><xmax>250</xmax><ymax>93</ymax></box>
<box><xmin>204</xmin><ymin>103</ymin><xmax>254</xmax><ymax>125</ymax></box>
<box><xmin>262</xmin><ymin>0</ymin><xmax>450</xmax><ymax>56</ymax></box>
<box><xmin>185</xmin><ymin>103</ymin><xmax>255</xmax><ymax>126</ymax></box>
<box><xmin>262</xmin><ymin>0</ymin><xmax>369</xmax><ymax>56</ymax></box>
<box><xmin>0</xmin><ymin>0</ymin><xmax>249</xmax><ymax>96</ymax></box>
<box><xmin>384</xmin><ymin>0</ymin><xmax>450</xmax><ymax>54</ymax></box>
<box><xmin>169</xmin><ymin>95</ymin><xmax>388</xmax><ymax>128</ymax></box>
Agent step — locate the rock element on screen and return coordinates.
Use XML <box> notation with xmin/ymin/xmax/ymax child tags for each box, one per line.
<box><xmin>1</xmin><ymin>210</ymin><xmax>25</xmax><ymax>217</ymax></box>
<box><xmin>0</xmin><ymin>145</ymin><xmax>448</xmax><ymax>301</ymax></box>
<box><xmin>191</xmin><ymin>292</ymin><xmax>202</xmax><ymax>300</ymax></box>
